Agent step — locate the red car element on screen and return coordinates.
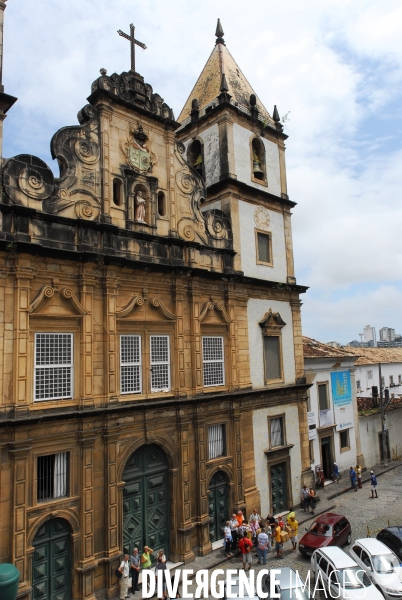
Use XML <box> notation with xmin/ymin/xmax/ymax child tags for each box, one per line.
<box><xmin>298</xmin><ymin>512</ymin><xmax>352</xmax><ymax>557</ymax></box>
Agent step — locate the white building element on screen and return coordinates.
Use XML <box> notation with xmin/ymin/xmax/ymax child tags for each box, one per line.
<box><xmin>303</xmin><ymin>337</ymin><xmax>364</xmax><ymax>482</ymax></box>
<box><xmin>379</xmin><ymin>327</ymin><xmax>396</xmax><ymax>342</ymax></box>
<box><xmin>346</xmin><ymin>347</ymin><xmax>402</xmax><ymax>398</ymax></box>
<box><xmin>364</xmin><ymin>325</ymin><xmax>377</xmax><ymax>346</ymax></box>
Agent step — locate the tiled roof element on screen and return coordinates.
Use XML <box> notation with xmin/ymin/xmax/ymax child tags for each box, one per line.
<box><xmin>345</xmin><ymin>347</ymin><xmax>402</xmax><ymax>365</ymax></box>
<box><xmin>303</xmin><ymin>336</ymin><xmax>357</xmax><ymax>360</ymax></box>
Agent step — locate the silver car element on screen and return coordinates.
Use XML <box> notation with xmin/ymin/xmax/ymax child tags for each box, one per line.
<box><xmin>349</xmin><ymin>538</ymin><xmax>402</xmax><ymax>600</ymax></box>
<box><xmin>264</xmin><ymin>567</ymin><xmax>312</xmax><ymax>600</ymax></box>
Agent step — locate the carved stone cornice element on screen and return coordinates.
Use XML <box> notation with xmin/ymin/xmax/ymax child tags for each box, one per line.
<box><xmin>116</xmin><ymin>295</ymin><xmax>144</xmax><ymax>318</ymax></box>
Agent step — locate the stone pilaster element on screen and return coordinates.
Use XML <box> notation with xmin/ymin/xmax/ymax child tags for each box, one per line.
<box><xmin>290</xmin><ymin>298</ymin><xmax>304</xmax><ymax>379</ymax></box>
<box><xmin>98</xmin><ymin>103</ymin><xmax>113</xmax><ymax>220</ymax></box>
<box><xmin>174</xmin><ymin>277</ymin><xmax>187</xmax><ymax>395</ymax></box>
<box><xmin>278</xmin><ymin>139</ymin><xmax>288</xmax><ymax>197</ymax></box>
<box><xmin>194</xmin><ymin>411</ymin><xmax>211</xmax><ymax>555</ymax></box>
<box><xmin>13</xmin><ymin>263</ymin><xmax>34</xmax><ymax>415</ymax></box>
<box><xmin>283</xmin><ymin>208</ymin><xmax>295</xmax><ymax>280</ymax></box>
<box><xmin>78</xmin><ymin>431</ymin><xmax>97</xmax><ymax>600</ymax></box>
<box><xmin>102</xmin><ymin>425</ymin><xmax>121</xmax><ymax>599</ymax></box>
<box><xmin>218</xmin><ymin>115</ymin><xmax>236</xmax><ymax>180</ymax></box>
<box><xmin>165</xmin><ymin>130</ymin><xmax>177</xmax><ymax>235</ymax></box>
<box><xmin>103</xmin><ymin>272</ymin><xmax>119</xmax><ymax>404</ymax></box>
<box><xmin>80</xmin><ymin>267</ymin><xmax>96</xmax><ymax>410</ymax></box>
<box><xmin>175</xmin><ymin>410</ymin><xmax>195</xmax><ymax>563</ymax></box>
<box><xmin>189</xmin><ymin>282</ymin><xmax>203</xmax><ymax>395</ymax></box>
<box><xmin>9</xmin><ymin>440</ymin><xmax>32</xmax><ymax>593</ymax></box>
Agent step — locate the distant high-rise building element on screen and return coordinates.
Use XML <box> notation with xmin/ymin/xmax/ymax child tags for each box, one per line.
<box><xmin>379</xmin><ymin>327</ymin><xmax>396</xmax><ymax>342</ymax></box>
<box><xmin>364</xmin><ymin>325</ymin><xmax>377</xmax><ymax>347</ymax></box>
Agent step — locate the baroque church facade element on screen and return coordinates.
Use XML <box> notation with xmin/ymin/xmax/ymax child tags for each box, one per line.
<box><xmin>0</xmin><ymin>14</ymin><xmax>312</xmax><ymax>600</ymax></box>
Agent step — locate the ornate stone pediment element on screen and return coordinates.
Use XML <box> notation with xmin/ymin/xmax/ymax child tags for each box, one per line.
<box><xmin>175</xmin><ymin>142</ymin><xmax>233</xmax><ymax>250</ymax></box>
<box><xmin>2</xmin><ymin>105</ymin><xmax>101</xmax><ymax>222</ymax></box>
<box><xmin>258</xmin><ymin>309</ymin><xmax>286</xmax><ymax>334</ymax></box>
<box><xmin>199</xmin><ymin>301</ymin><xmax>231</xmax><ymax>324</ymax></box>
<box><xmin>28</xmin><ymin>286</ymin><xmax>86</xmax><ymax>317</ymax></box>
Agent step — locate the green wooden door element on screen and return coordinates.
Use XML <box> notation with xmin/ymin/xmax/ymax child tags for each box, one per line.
<box><xmin>32</xmin><ymin>518</ymin><xmax>71</xmax><ymax>600</ymax></box>
<box><xmin>123</xmin><ymin>444</ymin><xmax>169</xmax><ymax>560</ymax></box>
<box><xmin>208</xmin><ymin>471</ymin><xmax>229</xmax><ymax>542</ymax></box>
<box><xmin>270</xmin><ymin>463</ymin><xmax>287</xmax><ymax>514</ymax></box>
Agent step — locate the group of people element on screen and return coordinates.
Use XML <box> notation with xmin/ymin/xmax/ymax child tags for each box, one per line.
<box><xmin>301</xmin><ymin>485</ymin><xmax>318</xmax><ymax>513</ymax></box>
<box><xmin>118</xmin><ymin>546</ymin><xmax>167</xmax><ymax>600</ymax></box>
<box><xmin>349</xmin><ymin>467</ymin><xmax>378</xmax><ymax>497</ymax></box>
<box><xmin>223</xmin><ymin>509</ymin><xmax>299</xmax><ymax>569</ymax></box>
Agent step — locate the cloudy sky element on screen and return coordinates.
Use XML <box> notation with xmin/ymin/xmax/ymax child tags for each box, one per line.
<box><xmin>3</xmin><ymin>0</ymin><xmax>402</xmax><ymax>344</ymax></box>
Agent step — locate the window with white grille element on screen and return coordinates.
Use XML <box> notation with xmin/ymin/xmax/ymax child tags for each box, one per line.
<box><xmin>37</xmin><ymin>452</ymin><xmax>69</xmax><ymax>502</ymax></box>
<box><xmin>202</xmin><ymin>336</ymin><xmax>225</xmax><ymax>387</ymax></box>
<box><xmin>150</xmin><ymin>335</ymin><xmax>170</xmax><ymax>392</ymax></box>
<box><xmin>34</xmin><ymin>333</ymin><xmax>73</xmax><ymax>401</ymax></box>
<box><xmin>264</xmin><ymin>336</ymin><xmax>282</xmax><ymax>381</ymax></box>
<box><xmin>120</xmin><ymin>335</ymin><xmax>142</xmax><ymax>394</ymax></box>
<box><xmin>208</xmin><ymin>424</ymin><xmax>225</xmax><ymax>459</ymax></box>
<box><xmin>270</xmin><ymin>417</ymin><xmax>284</xmax><ymax>448</ymax></box>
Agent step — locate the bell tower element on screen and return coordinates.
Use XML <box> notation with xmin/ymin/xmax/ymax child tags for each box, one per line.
<box><xmin>176</xmin><ymin>20</ymin><xmax>295</xmax><ymax>285</ymax></box>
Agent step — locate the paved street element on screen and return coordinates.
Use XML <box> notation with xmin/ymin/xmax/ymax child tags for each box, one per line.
<box><xmin>144</xmin><ymin>464</ymin><xmax>402</xmax><ymax>600</ymax></box>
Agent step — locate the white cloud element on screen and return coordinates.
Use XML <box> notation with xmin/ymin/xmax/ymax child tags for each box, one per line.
<box><xmin>2</xmin><ymin>0</ymin><xmax>402</xmax><ymax>340</ymax></box>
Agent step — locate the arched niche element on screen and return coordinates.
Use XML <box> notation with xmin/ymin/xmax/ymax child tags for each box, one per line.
<box><xmin>187</xmin><ymin>138</ymin><xmax>204</xmax><ymax>179</ymax></box>
<box><xmin>251</xmin><ymin>136</ymin><xmax>267</xmax><ymax>183</ymax></box>
<box><xmin>133</xmin><ymin>183</ymin><xmax>149</xmax><ymax>224</ymax></box>
<box><xmin>113</xmin><ymin>178</ymin><xmax>123</xmax><ymax>206</ymax></box>
<box><xmin>157</xmin><ymin>191</ymin><xmax>166</xmax><ymax>217</ymax></box>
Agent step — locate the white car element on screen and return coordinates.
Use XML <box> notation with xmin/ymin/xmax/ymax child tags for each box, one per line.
<box><xmin>311</xmin><ymin>546</ymin><xmax>384</xmax><ymax>600</ymax></box>
<box><xmin>350</xmin><ymin>538</ymin><xmax>402</xmax><ymax>600</ymax></box>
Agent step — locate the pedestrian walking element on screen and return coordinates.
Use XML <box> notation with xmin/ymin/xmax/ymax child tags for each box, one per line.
<box><xmin>274</xmin><ymin>520</ymin><xmax>283</xmax><ymax>559</ymax></box>
<box><xmin>301</xmin><ymin>485</ymin><xmax>311</xmax><ymax>512</ymax></box>
<box><xmin>357</xmin><ymin>465</ymin><xmax>363</xmax><ymax>489</ymax></box>
<box><xmin>288</xmin><ymin>514</ymin><xmax>299</xmax><ymax>552</ymax></box>
<box><xmin>309</xmin><ymin>488</ymin><xmax>317</xmax><ymax>514</ymax></box>
<box><xmin>130</xmin><ymin>548</ymin><xmax>140</xmax><ymax>593</ymax></box>
<box><xmin>257</xmin><ymin>527</ymin><xmax>269</xmax><ymax>565</ymax></box>
<box><xmin>118</xmin><ymin>554</ymin><xmax>130</xmax><ymax>600</ymax></box>
<box><xmin>224</xmin><ymin>521</ymin><xmax>232</xmax><ymax>557</ymax></box>
<box><xmin>333</xmin><ymin>462</ymin><xmax>340</xmax><ymax>484</ymax></box>
<box><xmin>229</xmin><ymin>513</ymin><xmax>239</xmax><ymax>554</ymax></box>
<box><xmin>238</xmin><ymin>533</ymin><xmax>253</xmax><ymax>571</ymax></box>
<box><xmin>319</xmin><ymin>468</ymin><xmax>325</xmax><ymax>489</ymax></box>
<box><xmin>349</xmin><ymin>466</ymin><xmax>357</xmax><ymax>492</ymax></box>
<box><xmin>370</xmin><ymin>471</ymin><xmax>378</xmax><ymax>498</ymax></box>
<box><xmin>155</xmin><ymin>557</ymin><xmax>167</xmax><ymax>600</ymax></box>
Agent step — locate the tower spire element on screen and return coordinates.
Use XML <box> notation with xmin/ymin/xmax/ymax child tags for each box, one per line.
<box><xmin>215</xmin><ymin>19</ymin><xmax>225</xmax><ymax>45</ymax></box>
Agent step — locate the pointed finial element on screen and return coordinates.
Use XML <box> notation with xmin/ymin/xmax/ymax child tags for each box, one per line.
<box><xmin>273</xmin><ymin>105</ymin><xmax>280</xmax><ymax>122</ymax></box>
<box><xmin>215</xmin><ymin>19</ymin><xmax>225</xmax><ymax>45</ymax></box>
<box><xmin>220</xmin><ymin>73</ymin><xmax>229</xmax><ymax>93</ymax></box>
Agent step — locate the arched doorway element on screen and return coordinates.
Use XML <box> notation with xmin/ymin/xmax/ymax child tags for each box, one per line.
<box><xmin>32</xmin><ymin>518</ymin><xmax>72</xmax><ymax>600</ymax></box>
<box><xmin>123</xmin><ymin>444</ymin><xmax>170</xmax><ymax>559</ymax></box>
<box><xmin>208</xmin><ymin>471</ymin><xmax>229</xmax><ymax>543</ymax></box>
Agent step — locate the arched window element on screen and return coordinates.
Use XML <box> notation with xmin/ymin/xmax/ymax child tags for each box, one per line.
<box><xmin>113</xmin><ymin>178</ymin><xmax>123</xmax><ymax>206</ymax></box>
<box><xmin>157</xmin><ymin>191</ymin><xmax>166</xmax><ymax>217</ymax></box>
<box><xmin>187</xmin><ymin>139</ymin><xmax>204</xmax><ymax>178</ymax></box>
<box><xmin>251</xmin><ymin>137</ymin><xmax>266</xmax><ymax>182</ymax></box>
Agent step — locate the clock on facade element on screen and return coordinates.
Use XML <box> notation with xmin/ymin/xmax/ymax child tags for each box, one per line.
<box><xmin>254</xmin><ymin>206</ymin><xmax>270</xmax><ymax>230</ymax></box>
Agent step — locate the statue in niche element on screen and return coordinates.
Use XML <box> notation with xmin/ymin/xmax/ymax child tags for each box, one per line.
<box><xmin>135</xmin><ymin>190</ymin><xmax>147</xmax><ymax>223</ymax></box>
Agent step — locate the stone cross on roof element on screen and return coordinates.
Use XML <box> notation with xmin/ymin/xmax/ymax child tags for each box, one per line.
<box><xmin>117</xmin><ymin>23</ymin><xmax>147</xmax><ymax>73</ymax></box>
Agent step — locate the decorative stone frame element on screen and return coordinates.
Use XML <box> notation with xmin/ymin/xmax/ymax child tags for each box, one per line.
<box><xmin>250</xmin><ymin>135</ymin><xmax>268</xmax><ymax>186</ymax></box>
<box><xmin>268</xmin><ymin>413</ymin><xmax>287</xmax><ymax>450</ymax></box>
<box><xmin>259</xmin><ymin>309</ymin><xmax>286</xmax><ymax>385</ymax></box>
<box><xmin>255</xmin><ymin>228</ymin><xmax>273</xmax><ymax>267</ymax></box>
<box><xmin>264</xmin><ymin>447</ymin><xmax>294</xmax><ymax>514</ymax></box>
<box><xmin>123</xmin><ymin>168</ymin><xmax>159</xmax><ymax>231</ymax></box>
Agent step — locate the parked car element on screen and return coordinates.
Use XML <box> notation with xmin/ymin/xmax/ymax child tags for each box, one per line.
<box><xmin>298</xmin><ymin>512</ymin><xmax>351</xmax><ymax>557</ymax></box>
<box><xmin>377</xmin><ymin>528</ymin><xmax>402</xmax><ymax>563</ymax></box>
<box><xmin>263</xmin><ymin>567</ymin><xmax>312</xmax><ymax>600</ymax></box>
<box><xmin>349</xmin><ymin>537</ymin><xmax>402</xmax><ymax>600</ymax></box>
<box><xmin>311</xmin><ymin>546</ymin><xmax>384</xmax><ymax>600</ymax></box>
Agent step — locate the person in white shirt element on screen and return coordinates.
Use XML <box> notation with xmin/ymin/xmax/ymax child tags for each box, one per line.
<box><xmin>224</xmin><ymin>521</ymin><xmax>232</xmax><ymax>557</ymax></box>
<box><xmin>119</xmin><ymin>554</ymin><xmax>130</xmax><ymax>600</ymax></box>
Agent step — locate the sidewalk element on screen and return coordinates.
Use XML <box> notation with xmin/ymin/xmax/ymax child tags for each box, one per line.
<box><xmin>130</xmin><ymin>460</ymin><xmax>402</xmax><ymax>600</ymax></box>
